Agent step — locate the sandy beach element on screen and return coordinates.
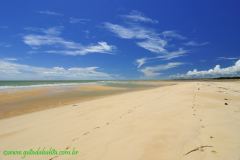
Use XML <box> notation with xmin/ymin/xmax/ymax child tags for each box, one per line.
<box><xmin>0</xmin><ymin>81</ymin><xmax>240</xmax><ymax>160</ymax></box>
<box><xmin>0</xmin><ymin>81</ymin><xmax>168</xmax><ymax>119</ymax></box>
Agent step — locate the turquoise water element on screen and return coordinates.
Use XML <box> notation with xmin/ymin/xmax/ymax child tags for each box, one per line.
<box><xmin>0</xmin><ymin>80</ymin><xmax>100</xmax><ymax>89</ymax></box>
<box><xmin>0</xmin><ymin>80</ymin><xmax>158</xmax><ymax>90</ymax></box>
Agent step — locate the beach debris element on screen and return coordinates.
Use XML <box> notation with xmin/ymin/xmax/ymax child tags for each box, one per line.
<box><xmin>210</xmin><ymin>136</ymin><xmax>214</xmax><ymax>139</ymax></box>
<box><xmin>185</xmin><ymin>145</ymin><xmax>213</xmax><ymax>155</ymax></box>
<box><xmin>224</xmin><ymin>102</ymin><xmax>228</xmax><ymax>105</ymax></box>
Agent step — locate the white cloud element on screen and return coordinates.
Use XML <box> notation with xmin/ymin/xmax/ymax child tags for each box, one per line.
<box><xmin>156</xmin><ymin>48</ymin><xmax>188</xmax><ymax>60</ymax></box>
<box><xmin>135</xmin><ymin>48</ymin><xmax>188</xmax><ymax>68</ymax></box>
<box><xmin>3</xmin><ymin>58</ymin><xmax>18</xmax><ymax>61</ymax></box>
<box><xmin>104</xmin><ymin>22</ymin><xmax>155</xmax><ymax>39</ymax></box>
<box><xmin>104</xmin><ymin>22</ymin><xmax>168</xmax><ymax>54</ymax></box>
<box><xmin>46</xmin><ymin>42</ymin><xmax>115</xmax><ymax>56</ymax></box>
<box><xmin>104</xmin><ymin>22</ymin><xmax>190</xmax><ymax>56</ymax></box>
<box><xmin>136</xmin><ymin>58</ymin><xmax>147</xmax><ymax>68</ymax></box>
<box><xmin>23</xmin><ymin>27</ymin><xmax>115</xmax><ymax>55</ymax></box>
<box><xmin>139</xmin><ymin>62</ymin><xmax>183</xmax><ymax>77</ymax></box>
<box><xmin>217</xmin><ymin>57</ymin><xmax>239</xmax><ymax>60</ymax></box>
<box><xmin>184</xmin><ymin>41</ymin><xmax>209</xmax><ymax>46</ymax></box>
<box><xmin>37</xmin><ymin>10</ymin><xmax>63</xmax><ymax>16</ymax></box>
<box><xmin>69</xmin><ymin>17</ymin><xmax>90</xmax><ymax>24</ymax></box>
<box><xmin>174</xmin><ymin>59</ymin><xmax>240</xmax><ymax>78</ymax></box>
<box><xmin>162</xmin><ymin>31</ymin><xmax>186</xmax><ymax>40</ymax></box>
<box><xmin>0</xmin><ymin>59</ymin><xmax>113</xmax><ymax>80</ymax></box>
<box><xmin>136</xmin><ymin>38</ymin><xmax>167</xmax><ymax>53</ymax></box>
<box><xmin>104</xmin><ymin>11</ymin><xmax>205</xmax><ymax>73</ymax></box>
<box><xmin>24</xmin><ymin>26</ymin><xmax>64</xmax><ymax>36</ymax></box>
<box><xmin>121</xmin><ymin>10</ymin><xmax>158</xmax><ymax>23</ymax></box>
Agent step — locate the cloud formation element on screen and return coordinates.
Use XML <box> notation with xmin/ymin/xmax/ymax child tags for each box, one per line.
<box><xmin>174</xmin><ymin>59</ymin><xmax>240</xmax><ymax>78</ymax></box>
<box><xmin>104</xmin><ymin>22</ymin><xmax>170</xmax><ymax>54</ymax></box>
<box><xmin>139</xmin><ymin>62</ymin><xmax>184</xmax><ymax>77</ymax></box>
<box><xmin>121</xmin><ymin>10</ymin><xmax>158</xmax><ymax>23</ymax></box>
<box><xmin>23</xmin><ymin>27</ymin><xmax>115</xmax><ymax>55</ymax></box>
<box><xmin>104</xmin><ymin>11</ymin><xmax>192</xmax><ymax>78</ymax></box>
<box><xmin>184</xmin><ymin>41</ymin><xmax>209</xmax><ymax>47</ymax></box>
<box><xmin>217</xmin><ymin>57</ymin><xmax>239</xmax><ymax>60</ymax></box>
<box><xmin>104</xmin><ymin>12</ymin><xmax>190</xmax><ymax>67</ymax></box>
<box><xmin>162</xmin><ymin>31</ymin><xmax>186</xmax><ymax>40</ymax></box>
<box><xmin>104</xmin><ymin>22</ymin><xmax>155</xmax><ymax>39</ymax></box>
<box><xmin>136</xmin><ymin>38</ymin><xmax>167</xmax><ymax>53</ymax></box>
<box><xmin>0</xmin><ymin>59</ymin><xmax>113</xmax><ymax>80</ymax></box>
<box><xmin>136</xmin><ymin>48</ymin><xmax>188</xmax><ymax>68</ymax></box>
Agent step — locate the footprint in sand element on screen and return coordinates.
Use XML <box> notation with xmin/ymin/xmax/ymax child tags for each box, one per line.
<box><xmin>49</xmin><ymin>156</ymin><xmax>58</xmax><ymax>160</ymax></box>
<box><xmin>94</xmin><ymin>126</ymin><xmax>100</xmax><ymax>129</ymax></box>
<box><xmin>66</xmin><ymin>146</ymin><xmax>70</xmax><ymax>150</ymax></box>
<box><xmin>72</xmin><ymin>104</ymin><xmax>78</xmax><ymax>106</ymax></box>
<box><xmin>106</xmin><ymin>122</ymin><xmax>110</xmax><ymax>125</ymax></box>
<box><xmin>210</xmin><ymin>136</ymin><xmax>214</xmax><ymax>139</ymax></box>
<box><xmin>211</xmin><ymin>150</ymin><xmax>217</xmax><ymax>153</ymax></box>
<box><xmin>82</xmin><ymin>131</ymin><xmax>90</xmax><ymax>136</ymax></box>
<box><xmin>72</xmin><ymin>137</ymin><xmax>79</xmax><ymax>142</ymax></box>
<box><xmin>224</xmin><ymin>98</ymin><xmax>229</xmax><ymax>106</ymax></box>
<box><xmin>128</xmin><ymin>110</ymin><xmax>132</xmax><ymax>114</ymax></box>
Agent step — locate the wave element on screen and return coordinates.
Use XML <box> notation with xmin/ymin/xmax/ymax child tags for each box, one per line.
<box><xmin>0</xmin><ymin>82</ymin><xmax>99</xmax><ymax>90</ymax></box>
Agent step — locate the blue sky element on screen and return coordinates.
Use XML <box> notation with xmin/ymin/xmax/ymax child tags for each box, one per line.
<box><xmin>0</xmin><ymin>0</ymin><xmax>240</xmax><ymax>80</ymax></box>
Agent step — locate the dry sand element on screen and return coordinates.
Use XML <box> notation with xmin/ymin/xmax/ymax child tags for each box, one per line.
<box><xmin>0</xmin><ymin>81</ymin><xmax>240</xmax><ymax>160</ymax></box>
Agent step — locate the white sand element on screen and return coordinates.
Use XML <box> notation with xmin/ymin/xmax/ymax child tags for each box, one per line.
<box><xmin>0</xmin><ymin>81</ymin><xmax>240</xmax><ymax>160</ymax></box>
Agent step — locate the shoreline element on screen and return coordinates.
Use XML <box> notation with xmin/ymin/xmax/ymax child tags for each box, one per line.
<box><xmin>0</xmin><ymin>81</ymin><xmax>175</xmax><ymax>119</ymax></box>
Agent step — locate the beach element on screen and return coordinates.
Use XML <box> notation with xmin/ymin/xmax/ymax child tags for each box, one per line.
<box><xmin>0</xmin><ymin>80</ymin><xmax>240</xmax><ymax>160</ymax></box>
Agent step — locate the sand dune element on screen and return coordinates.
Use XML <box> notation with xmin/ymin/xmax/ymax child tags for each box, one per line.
<box><xmin>0</xmin><ymin>81</ymin><xmax>240</xmax><ymax>160</ymax></box>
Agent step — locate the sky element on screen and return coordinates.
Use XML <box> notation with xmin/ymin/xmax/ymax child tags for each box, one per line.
<box><xmin>0</xmin><ymin>0</ymin><xmax>240</xmax><ymax>80</ymax></box>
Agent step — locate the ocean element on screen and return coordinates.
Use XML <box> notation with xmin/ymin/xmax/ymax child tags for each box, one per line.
<box><xmin>0</xmin><ymin>80</ymin><xmax>159</xmax><ymax>90</ymax></box>
<box><xmin>0</xmin><ymin>80</ymin><xmax>101</xmax><ymax>90</ymax></box>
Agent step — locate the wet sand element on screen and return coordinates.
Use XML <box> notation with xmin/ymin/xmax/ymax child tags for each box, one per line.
<box><xmin>0</xmin><ymin>81</ymin><xmax>240</xmax><ymax>160</ymax></box>
<box><xmin>0</xmin><ymin>81</ymin><xmax>171</xmax><ymax>119</ymax></box>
